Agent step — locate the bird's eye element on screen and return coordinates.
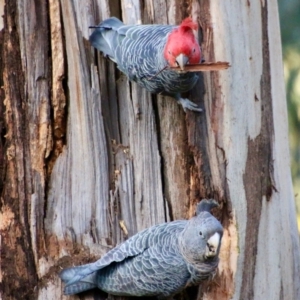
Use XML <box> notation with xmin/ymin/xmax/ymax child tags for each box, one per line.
<box><xmin>168</xmin><ymin>50</ymin><xmax>171</xmax><ymax>54</ymax></box>
<box><xmin>193</xmin><ymin>48</ymin><xmax>196</xmax><ymax>53</ymax></box>
<box><xmin>199</xmin><ymin>231</ymin><xmax>203</xmax><ymax>236</ymax></box>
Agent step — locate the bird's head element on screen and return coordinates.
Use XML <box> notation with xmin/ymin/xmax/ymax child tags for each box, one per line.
<box><xmin>179</xmin><ymin>199</ymin><xmax>223</xmax><ymax>263</ymax></box>
<box><xmin>164</xmin><ymin>17</ymin><xmax>201</xmax><ymax>70</ymax></box>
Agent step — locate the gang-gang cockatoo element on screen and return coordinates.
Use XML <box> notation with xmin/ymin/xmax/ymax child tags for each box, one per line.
<box><xmin>60</xmin><ymin>199</ymin><xmax>223</xmax><ymax>299</ymax></box>
<box><xmin>89</xmin><ymin>17</ymin><xmax>203</xmax><ymax>112</ymax></box>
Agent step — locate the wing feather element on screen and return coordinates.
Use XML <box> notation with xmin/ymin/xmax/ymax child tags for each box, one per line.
<box><xmin>61</xmin><ymin>221</ymin><xmax>185</xmax><ymax>287</ymax></box>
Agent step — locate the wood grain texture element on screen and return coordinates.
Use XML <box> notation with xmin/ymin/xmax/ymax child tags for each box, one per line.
<box><xmin>170</xmin><ymin>62</ymin><xmax>230</xmax><ymax>72</ymax></box>
<box><xmin>1</xmin><ymin>0</ymin><xmax>299</xmax><ymax>300</ymax></box>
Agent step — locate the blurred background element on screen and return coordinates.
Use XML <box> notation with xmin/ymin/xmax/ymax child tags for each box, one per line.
<box><xmin>279</xmin><ymin>1</ymin><xmax>300</xmax><ymax>229</ymax></box>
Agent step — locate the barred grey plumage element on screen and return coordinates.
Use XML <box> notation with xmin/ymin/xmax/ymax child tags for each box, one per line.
<box><xmin>60</xmin><ymin>199</ymin><xmax>223</xmax><ymax>298</ymax></box>
<box><xmin>89</xmin><ymin>17</ymin><xmax>203</xmax><ymax>112</ymax></box>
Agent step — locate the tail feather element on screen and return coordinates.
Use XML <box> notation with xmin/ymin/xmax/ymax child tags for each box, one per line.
<box><xmin>60</xmin><ymin>268</ymin><xmax>98</xmax><ymax>295</ymax></box>
<box><xmin>89</xmin><ymin>17</ymin><xmax>124</xmax><ymax>61</ymax></box>
<box><xmin>60</xmin><ymin>264</ymin><xmax>93</xmax><ymax>283</ymax></box>
<box><xmin>98</xmin><ymin>17</ymin><xmax>124</xmax><ymax>30</ymax></box>
<box><xmin>64</xmin><ymin>281</ymin><xmax>97</xmax><ymax>295</ymax></box>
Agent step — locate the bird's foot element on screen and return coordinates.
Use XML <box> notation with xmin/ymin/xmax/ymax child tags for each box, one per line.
<box><xmin>177</xmin><ymin>97</ymin><xmax>203</xmax><ymax>112</ymax></box>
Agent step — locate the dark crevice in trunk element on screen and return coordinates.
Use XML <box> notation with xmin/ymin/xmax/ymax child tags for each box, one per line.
<box><xmin>110</xmin><ymin>0</ymin><xmax>122</xmax><ymax>20</ymax></box>
<box><xmin>45</xmin><ymin>0</ymin><xmax>68</xmax><ymax>180</ymax></box>
<box><xmin>187</xmin><ymin>73</ymin><xmax>214</xmax><ymax>199</ymax></box>
<box><xmin>0</xmin><ymin>29</ymin><xmax>5</xmax><ymax>195</ymax></box>
<box><xmin>152</xmin><ymin>95</ymin><xmax>173</xmax><ymax>222</ymax></box>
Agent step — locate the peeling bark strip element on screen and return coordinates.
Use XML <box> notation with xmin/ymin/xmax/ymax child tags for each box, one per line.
<box><xmin>47</xmin><ymin>0</ymin><xmax>67</xmax><ymax>177</ymax></box>
<box><xmin>1</xmin><ymin>0</ymin><xmax>54</xmax><ymax>298</ymax></box>
<box><xmin>1</xmin><ymin>1</ymin><xmax>38</xmax><ymax>299</ymax></box>
<box><xmin>241</xmin><ymin>2</ymin><xmax>275</xmax><ymax>299</ymax></box>
<box><xmin>0</xmin><ymin>32</ymin><xmax>5</xmax><ymax>193</ymax></box>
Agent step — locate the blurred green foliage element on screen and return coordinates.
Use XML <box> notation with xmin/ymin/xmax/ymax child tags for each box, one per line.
<box><xmin>278</xmin><ymin>1</ymin><xmax>300</xmax><ymax>226</ymax></box>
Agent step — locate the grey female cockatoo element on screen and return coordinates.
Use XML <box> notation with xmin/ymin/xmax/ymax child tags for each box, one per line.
<box><xmin>59</xmin><ymin>199</ymin><xmax>223</xmax><ymax>299</ymax></box>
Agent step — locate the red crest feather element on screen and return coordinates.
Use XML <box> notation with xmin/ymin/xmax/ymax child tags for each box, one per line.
<box><xmin>179</xmin><ymin>17</ymin><xmax>198</xmax><ymax>31</ymax></box>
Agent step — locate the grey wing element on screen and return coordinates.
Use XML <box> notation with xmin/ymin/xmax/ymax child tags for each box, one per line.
<box><xmin>115</xmin><ymin>25</ymin><xmax>174</xmax><ymax>81</ymax></box>
<box><xmin>61</xmin><ymin>221</ymin><xmax>186</xmax><ymax>287</ymax></box>
<box><xmin>98</xmin><ymin>221</ymin><xmax>189</xmax><ymax>297</ymax></box>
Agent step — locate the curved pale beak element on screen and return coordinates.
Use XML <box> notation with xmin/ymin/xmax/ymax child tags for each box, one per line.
<box><xmin>206</xmin><ymin>232</ymin><xmax>221</xmax><ymax>258</ymax></box>
<box><xmin>175</xmin><ymin>53</ymin><xmax>189</xmax><ymax>70</ymax></box>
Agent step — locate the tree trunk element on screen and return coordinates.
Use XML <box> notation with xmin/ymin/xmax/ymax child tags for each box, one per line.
<box><xmin>1</xmin><ymin>0</ymin><xmax>299</xmax><ymax>300</ymax></box>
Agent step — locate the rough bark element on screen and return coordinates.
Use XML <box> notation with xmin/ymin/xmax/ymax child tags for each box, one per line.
<box><xmin>0</xmin><ymin>0</ymin><xmax>299</xmax><ymax>300</ymax></box>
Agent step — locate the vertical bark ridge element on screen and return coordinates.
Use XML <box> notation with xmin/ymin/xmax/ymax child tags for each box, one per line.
<box><xmin>1</xmin><ymin>1</ymin><xmax>38</xmax><ymax>298</ymax></box>
<box><xmin>241</xmin><ymin>1</ymin><xmax>275</xmax><ymax>299</ymax></box>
